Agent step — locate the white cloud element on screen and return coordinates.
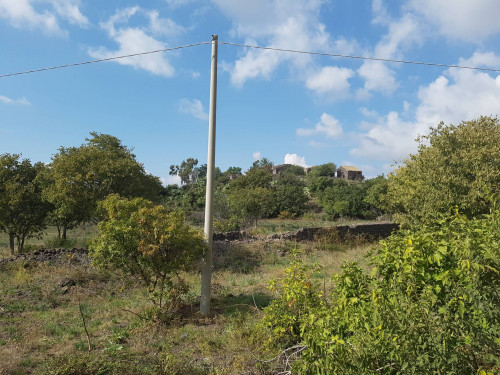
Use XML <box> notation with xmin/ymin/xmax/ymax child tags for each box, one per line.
<box><xmin>357</xmin><ymin>61</ymin><xmax>398</xmax><ymax>99</ymax></box>
<box><xmin>360</xmin><ymin>107</ymin><xmax>379</xmax><ymax>119</ymax></box>
<box><xmin>350</xmin><ymin>53</ymin><xmax>500</xmax><ymax>161</ymax></box>
<box><xmin>179</xmin><ymin>98</ymin><xmax>208</xmax><ymax>120</ymax></box>
<box><xmin>252</xmin><ymin>151</ymin><xmax>261</xmax><ymax>160</ymax></box>
<box><xmin>357</xmin><ymin>13</ymin><xmax>422</xmax><ymax>98</ymax></box>
<box><xmin>213</xmin><ymin>0</ymin><xmax>340</xmax><ymax>87</ymax></box>
<box><xmin>0</xmin><ymin>95</ymin><xmax>30</xmax><ymax>105</ymax></box>
<box><xmin>0</xmin><ymin>0</ymin><xmax>87</xmax><ymax>34</ymax></box>
<box><xmin>88</xmin><ymin>7</ymin><xmax>181</xmax><ymax>77</ymax></box>
<box><xmin>415</xmin><ymin>68</ymin><xmax>500</xmax><ymax>128</ymax></box>
<box><xmin>49</xmin><ymin>0</ymin><xmax>88</xmax><ymax>27</ymax></box>
<box><xmin>229</xmin><ymin>44</ymin><xmax>281</xmax><ymax>87</ymax></box>
<box><xmin>409</xmin><ymin>0</ymin><xmax>500</xmax><ymax>42</ymax></box>
<box><xmin>374</xmin><ymin>14</ymin><xmax>422</xmax><ymax>59</ymax></box>
<box><xmin>297</xmin><ymin>113</ymin><xmax>343</xmax><ymax>139</ymax></box>
<box><xmin>350</xmin><ymin>111</ymin><xmax>425</xmax><ymax>161</ymax></box>
<box><xmin>165</xmin><ymin>0</ymin><xmax>196</xmax><ymax>8</ymax></box>
<box><xmin>459</xmin><ymin>52</ymin><xmax>500</xmax><ymax>69</ymax></box>
<box><xmin>0</xmin><ymin>0</ymin><xmax>62</xmax><ymax>34</ymax></box>
<box><xmin>148</xmin><ymin>10</ymin><xmax>185</xmax><ymax>36</ymax></box>
<box><xmin>284</xmin><ymin>153</ymin><xmax>309</xmax><ymax>168</ymax></box>
<box><xmin>162</xmin><ymin>175</ymin><xmax>181</xmax><ymax>186</ymax></box>
<box><xmin>306</xmin><ymin>66</ymin><xmax>354</xmax><ymax>99</ymax></box>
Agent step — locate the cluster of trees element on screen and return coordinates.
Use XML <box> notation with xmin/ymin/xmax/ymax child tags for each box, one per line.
<box><xmin>165</xmin><ymin>157</ymin><xmax>389</xmax><ymax>229</ymax></box>
<box><xmin>0</xmin><ymin>133</ymin><xmax>162</xmax><ymax>254</ymax></box>
<box><xmin>3</xmin><ymin>116</ymin><xmax>497</xmax><ymax>255</ymax></box>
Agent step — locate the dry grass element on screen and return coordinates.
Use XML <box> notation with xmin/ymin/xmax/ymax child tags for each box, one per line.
<box><xmin>0</xmin><ymin>238</ymin><xmax>376</xmax><ymax>374</ymax></box>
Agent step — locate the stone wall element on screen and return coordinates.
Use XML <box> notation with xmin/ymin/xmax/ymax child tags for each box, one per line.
<box><xmin>214</xmin><ymin>223</ymin><xmax>399</xmax><ymax>243</ymax></box>
<box><xmin>0</xmin><ymin>248</ymin><xmax>90</xmax><ymax>265</ymax></box>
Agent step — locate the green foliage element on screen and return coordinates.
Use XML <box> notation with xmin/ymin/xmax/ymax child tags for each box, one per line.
<box><xmin>169</xmin><ymin>157</ymin><xmax>199</xmax><ymax>186</ymax></box>
<box><xmin>0</xmin><ymin>154</ymin><xmax>51</xmax><ymax>253</ymax></box>
<box><xmin>363</xmin><ymin>175</ymin><xmax>388</xmax><ymax>217</ymax></box>
<box><xmin>232</xmin><ymin>167</ymin><xmax>272</xmax><ymax>189</ymax></box>
<box><xmin>309</xmin><ymin>163</ymin><xmax>337</xmax><ymax>178</ymax></box>
<box><xmin>224</xmin><ymin>166</ymin><xmax>242</xmax><ymax>175</ymax></box>
<box><xmin>228</xmin><ymin>186</ymin><xmax>274</xmax><ymax>227</ymax></box>
<box><xmin>281</xmin><ymin>164</ymin><xmax>306</xmax><ymax>177</ymax></box>
<box><xmin>260</xmin><ymin>253</ymin><xmax>324</xmax><ymax>349</ymax></box>
<box><xmin>261</xmin><ymin>199</ymin><xmax>500</xmax><ymax>374</ymax></box>
<box><xmin>385</xmin><ymin>116</ymin><xmax>500</xmax><ymax>227</ymax></box>
<box><xmin>320</xmin><ymin>180</ymin><xmax>376</xmax><ymax>220</ymax></box>
<box><xmin>44</xmin><ymin>236</ymin><xmax>77</xmax><ymax>249</ymax></box>
<box><xmin>249</xmin><ymin>157</ymin><xmax>274</xmax><ymax>171</ymax></box>
<box><xmin>272</xmin><ymin>184</ymin><xmax>308</xmax><ymax>217</ymax></box>
<box><xmin>43</xmin><ymin>133</ymin><xmax>162</xmax><ymax>231</ymax></box>
<box><xmin>89</xmin><ymin>194</ymin><xmax>206</xmax><ymax>311</ymax></box>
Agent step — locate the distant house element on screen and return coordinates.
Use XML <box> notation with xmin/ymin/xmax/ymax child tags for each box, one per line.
<box><xmin>226</xmin><ymin>173</ymin><xmax>241</xmax><ymax>180</ymax></box>
<box><xmin>337</xmin><ymin>165</ymin><xmax>363</xmax><ymax>180</ymax></box>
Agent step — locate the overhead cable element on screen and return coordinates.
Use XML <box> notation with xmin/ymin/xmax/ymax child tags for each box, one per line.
<box><xmin>2</xmin><ymin>39</ymin><xmax>500</xmax><ymax>78</ymax></box>
<box><xmin>0</xmin><ymin>41</ymin><xmax>211</xmax><ymax>78</ymax></box>
<box><xmin>219</xmin><ymin>41</ymin><xmax>500</xmax><ymax>73</ymax></box>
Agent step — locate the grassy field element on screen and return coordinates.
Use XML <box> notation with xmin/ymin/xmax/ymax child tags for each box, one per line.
<box><xmin>0</xmin><ymin>237</ymin><xmax>376</xmax><ymax>374</ymax></box>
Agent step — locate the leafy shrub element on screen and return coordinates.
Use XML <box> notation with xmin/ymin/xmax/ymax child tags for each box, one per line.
<box><xmin>89</xmin><ymin>194</ymin><xmax>206</xmax><ymax>314</ymax></box>
<box><xmin>261</xmin><ymin>200</ymin><xmax>500</xmax><ymax>374</ymax></box>
<box><xmin>214</xmin><ymin>216</ymin><xmax>241</xmax><ymax>232</ymax></box>
<box><xmin>277</xmin><ymin>211</ymin><xmax>297</xmax><ymax>220</ymax></box>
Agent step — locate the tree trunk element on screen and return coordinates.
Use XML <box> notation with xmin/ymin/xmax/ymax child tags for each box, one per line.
<box><xmin>9</xmin><ymin>233</ymin><xmax>15</xmax><ymax>255</ymax></box>
<box><xmin>57</xmin><ymin>226</ymin><xmax>61</xmax><ymax>238</ymax></box>
<box><xmin>63</xmin><ymin>227</ymin><xmax>67</xmax><ymax>240</ymax></box>
<box><xmin>19</xmin><ymin>235</ymin><xmax>25</xmax><ymax>253</ymax></box>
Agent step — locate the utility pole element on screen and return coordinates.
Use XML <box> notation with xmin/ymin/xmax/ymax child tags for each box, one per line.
<box><xmin>200</xmin><ymin>35</ymin><xmax>218</xmax><ymax>316</ymax></box>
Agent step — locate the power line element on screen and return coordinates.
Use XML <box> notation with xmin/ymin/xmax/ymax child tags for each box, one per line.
<box><xmin>2</xmin><ymin>39</ymin><xmax>500</xmax><ymax>78</ymax></box>
<box><xmin>0</xmin><ymin>41</ymin><xmax>211</xmax><ymax>78</ymax></box>
<box><xmin>219</xmin><ymin>41</ymin><xmax>500</xmax><ymax>73</ymax></box>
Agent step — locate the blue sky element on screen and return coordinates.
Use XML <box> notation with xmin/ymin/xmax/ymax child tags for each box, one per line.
<box><xmin>1</xmin><ymin>0</ymin><xmax>499</xmax><ymax>184</ymax></box>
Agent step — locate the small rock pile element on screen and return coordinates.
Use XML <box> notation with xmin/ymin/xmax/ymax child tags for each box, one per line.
<box><xmin>0</xmin><ymin>248</ymin><xmax>90</xmax><ymax>265</ymax></box>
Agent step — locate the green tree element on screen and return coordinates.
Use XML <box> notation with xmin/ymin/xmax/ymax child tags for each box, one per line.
<box><xmin>305</xmin><ymin>163</ymin><xmax>337</xmax><ymax>195</ymax></box>
<box><xmin>228</xmin><ymin>186</ymin><xmax>274</xmax><ymax>227</ymax></box>
<box><xmin>250</xmin><ymin>157</ymin><xmax>274</xmax><ymax>171</ymax></box>
<box><xmin>271</xmin><ymin>173</ymin><xmax>309</xmax><ymax>217</ymax></box>
<box><xmin>321</xmin><ymin>180</ymin><xmax>374</xmax><ymax>219</ymax></box>
<box><xmin>169</xmin><ymin>158</ymin><xmax>199</xmax><ymax>185</ymax></box>
<box><xmin>89</xmin><ymin>194</ymin><xmax>205</xmax><ymax>311</ymax></box>
<box><xmin>363</xmin><ymin>175</ymin><xmax>388</xmax><ymax>217</ymax></box>
<box><xmin>309</xmin><ymin>162</ymin><xmax>337</xmax><ymax>178</ymax></box>
<box><xmin>281</xmin><ymin>165</ymin><xmax>306</xmax><ymax>177</ymax></box>
<box><xmin>232</xmin><ymin>167</ymin><xmax>272</xmax><ymax>189</ymax></box>
<box><xmin>224</xmin><ymin>166</ymin><xmax>242</xmax><ymax>175</ymax></box>
<box><xmin>0</xmin><ymin>154</ymin><xmax>51</xmax><ymax>253</ymax></box>
<box><xmin>385</xmin><ymin>116</ymin><xmax>500</xmax><ymax>227</ymax></box>
<box><xmin>43</xmin><ymin>132</ymin><xmax>162</xmax><ymax>236</ymax></box>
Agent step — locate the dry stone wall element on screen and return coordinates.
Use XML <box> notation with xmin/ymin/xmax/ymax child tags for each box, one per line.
<box><xmin>214</xmin><ymin>223</ymin><xmax>399</xmax><ymax>242</ymax></box>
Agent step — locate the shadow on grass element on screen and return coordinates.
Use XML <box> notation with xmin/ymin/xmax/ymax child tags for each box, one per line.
<box><xmin>212</xmin><ymin>293</ymin><xmax>272</xmax><ymax>316</ymax></box>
